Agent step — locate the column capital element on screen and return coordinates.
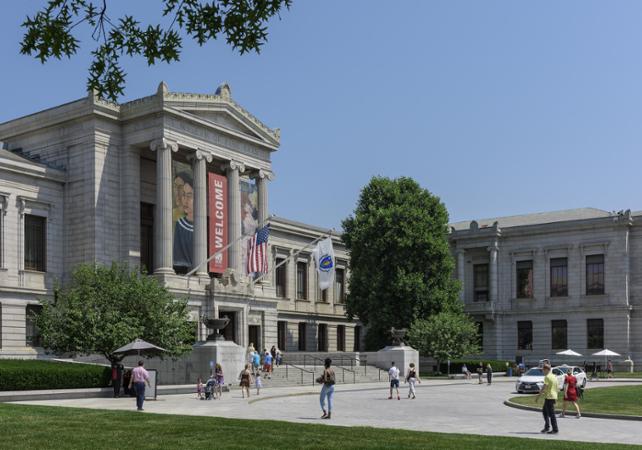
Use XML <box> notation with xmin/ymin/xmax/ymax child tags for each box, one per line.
<box><xmin>150</xmin><ymin>138</ymin><xmax>178</xmax><ymax>153</ymax></box>
<box><xmin>251</xmin><ymin>169</ymin><xmax>275</xmax><ymax>181</ymax></box>
<box><xmin>191</xmin><ymin>149</ymin><xmax>213</xmax><ymax>163</ymax></box>
<box><xmin>224</xmin><ymin>160</ymin><xmax>245</xmax><ymax>173</ymax></box>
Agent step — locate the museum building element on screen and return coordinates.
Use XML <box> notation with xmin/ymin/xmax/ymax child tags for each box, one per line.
<box><xmin>0</xmin><ymin>83</ymin><xmax>360</xmax><ymax>359</ymax></box>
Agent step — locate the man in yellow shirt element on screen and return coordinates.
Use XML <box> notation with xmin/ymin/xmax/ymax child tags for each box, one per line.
<box><xmin>536</xmin><ymin>364</ymin><xmax>559</xmax><ymax>434</ymax></box>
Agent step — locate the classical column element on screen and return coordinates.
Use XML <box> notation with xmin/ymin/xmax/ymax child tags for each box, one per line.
<box><xmin>457</xmin><ymin>249</ymin><xmax>465</xmax><ymax>301</ymax></box>
<box><xmin>254</xmin><ymin>169</ymin><xmax>274</xmax><ymax>227</ymax></box>
<box><xmin>150</xmin><ymin>138</ymin><xmax>178</xmax><ymax>274</ymax></box>
<box><xmin>191</xmin><ymin>149</ymin><xmax>212</xmax><ymax>276</ymax></box>
<box><xmin>225</xmin><ymin>160</ymin><xmax>245</xmax><ymax>274</ymax></box>
<box><xmin>488</xmin><ymin>242</ymin><xmax>499</xmax><ymax>303</ymax></box>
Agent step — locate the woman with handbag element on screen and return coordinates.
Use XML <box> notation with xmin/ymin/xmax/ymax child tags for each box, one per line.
<box><xmin>317</xmin><ymin>358</ymin><xmax>336</xmax><ymax>419</ymax></box>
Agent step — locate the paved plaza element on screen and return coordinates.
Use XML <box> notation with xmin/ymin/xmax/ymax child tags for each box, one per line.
<box><xmin>11</xmin><ymin>379</ymin><xmax>642</xmax><ymax>446</ymax></box>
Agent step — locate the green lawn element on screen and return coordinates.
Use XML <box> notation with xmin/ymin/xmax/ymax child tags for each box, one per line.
<box><xmin>0</xmin><ymin>404</ymin><xmax>639</xmax><ymax>449</ymax></box>
<box><xmin>510</xmin><ymin>385</ymin><xmax>642</xmax><ymax>417</ymax></box>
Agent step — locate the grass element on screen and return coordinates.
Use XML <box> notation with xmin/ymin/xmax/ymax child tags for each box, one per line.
<box><xmin>510</xmin><ymin>385</ymin><xmax>642</xmax><ymax>417</ymax></box>
<box><xmin>0</xmin><ymin>404</ymin><xmax>639</xmax><ymax>449</ymax></box>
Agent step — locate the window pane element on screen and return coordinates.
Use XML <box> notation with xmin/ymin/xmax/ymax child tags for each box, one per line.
<box><xmin>517</xmin><ymin>321</ymin><xmax>533</xmax><ymax>350</ymax></box>
<box><xmin>298</xmin><ymin>322</ymin><xmax>306</xmax><ymax>351</ymax></box>
<box><xmin>335</xmin><ymin>268</ymin><xmax>345</xmax><ymax>303</ymax></box>
<box><xmin>550</xmin><ymin>258</ymin><xmax>568</xmax><ymax>297</ymax></box>
<box><xmin>586</xmin><ymin>254</ymin><xmax>605</xmax><ymax>295</ymax></box>
<box><xmin>587</xmin><ymin>319</ymin><xmax>604</xmax><ymax>349</ymax></box>
<box><xmin>25</xmin><ymin>305</ymin><xmax>42</xmax><ymax>347</ymax></box>
<box><xmin>551</xmin><ymin>320</ymin><xmax>567</xmax><ymax>349</ymax></box>
<box><xmin>275</xmin><ymin>258</ymin><xmax>287</xmax><ymax>298</ymax></box>
<box><xmin>516</xmin><ymin>260</ymin><xmax>533</xmax><ymax>298</ymax></box>
<box><xmin>25</xmin><ymin>215</ymin><xmax>46</xmax><ymax>272</ymax></box>
<box><xmin>296</xmin><ymin>262</ymin><xmax>307</xmax><ymax>299</ymax></box>
<box><xmin>473</xmin><ymin>264</ymin><xmax>489</xmax><ymax>302</ymax></box>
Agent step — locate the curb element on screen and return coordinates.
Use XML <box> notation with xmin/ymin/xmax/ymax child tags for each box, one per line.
<box><xmin>503</xmin><ymin>399</ymin><xmax>642</xmax><ymax>421</ymax></box>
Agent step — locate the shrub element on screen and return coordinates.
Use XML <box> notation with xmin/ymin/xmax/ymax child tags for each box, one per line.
<box><xmin>438</xmin><ymin>359</ymin><xmax>512</xmax><ymax>374</ymax></box>
<box><xmin>0</xmin><ymin>360</ymin><xmax>111</xmax><ymax>391</ymax></box>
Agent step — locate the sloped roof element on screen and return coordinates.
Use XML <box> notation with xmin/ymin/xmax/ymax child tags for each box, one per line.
<box><xmin>449</xmin><ymin>207</ymin><xmax>612</xmax><ymax>231</ymax></box>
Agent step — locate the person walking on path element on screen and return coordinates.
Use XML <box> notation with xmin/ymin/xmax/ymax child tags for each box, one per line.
<box><xmin>239</xmin><ymin>364</ymin><xmax>253</xmax><ymax>399</ymax></box>
<box><xmin>128</xmin><ymin>360</ymin><xmax>151</xmax><ymax>411</ymax></box>
<box><xmin>607</xmin><ymin>360</ymin><xmax>614</xmax><ymax>379</ymax></box>
<box><xmin>264</xmin><ymin>350</ymin><xmax>273</xmax><ymax>379</ymax></box>
<box><xmin>388</xmin><ymin>362</ymin><xmax>401</xmax><ymax>400</ymax></box>
<box><xmin>252</xmin><ymin>350</ymin><xmax>260</xmax><ymax>374</ymax></box>
<box><xmin>406</xmin><ymin>362</ymin><xmax>421</xmax><ymax>399</ymax></box>
<box><xmin>318</xmin><ymin>358</ymin><xmax>336</xmax><ymax>419</ymax></box>
<box><xmin>560</xmin><ymin>371</ymin><xmax>581</xmax><ymax>419</ymax></box>
<box><xmin>536</xmin><ymin>364</ymin><xmax>559</xmax><ymax>434</ymax></box>
<box><xmin>215</xmin><ymin>363</ymin><xmax>225</xmax><ymax>399</ymax></box>
<box><xmin>486</xmin><ymin>363</ymin><xmax>493</xmax><ymax>385</ymax></box>
<box><xmin>477</xmin><ymin>362</ymin><xmax>484</xmax><ymax>384</ymax></box>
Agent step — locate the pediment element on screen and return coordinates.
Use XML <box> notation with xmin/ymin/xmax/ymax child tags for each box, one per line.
<box><xmin>183</xmin><ymin>109</ymin><xmax>263</xmax><ymax>140</ymax></box>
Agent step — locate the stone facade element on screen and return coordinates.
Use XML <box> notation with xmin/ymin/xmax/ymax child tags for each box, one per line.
<box><xmin>450</xmin><ymin>208</ymin><xmax>642</xmax><ymax>365</ymax></box>
<box><xmin>0</xmin><ymin>83</ymin><xmax>362</xmax><ymax>359</ymax></box>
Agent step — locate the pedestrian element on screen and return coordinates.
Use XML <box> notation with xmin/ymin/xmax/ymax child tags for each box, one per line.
<box><xmin>477</xmin><ymin>362</ymin><xmax>484</xmax><ymax>384</ymax></box>
<box><xmin>461</xmin><ymin>363</ymin><xmax>471</xmax><ymax>381</ymax></box>
<box><xmin>388</xmin><ymin>361</ymin><xmax>401</xmax><ymax>400</ymax></box>
<box><xmin>275</xmin><ymin>347</ymin><xmax>282</xmax><ymax>366</ymax></box>
<box><xmin>111</xmin><ymin>362</ymin><xmax>124</xmax><ymax>398</ymax></box>
<box><xmin>607</xmin><ymin>360</ymin><xmax>614</xmax><ymax>379</ymax></box>
<box><xmin>560</xmin><ymin>370</ymin><xmax>581</xmax><ymax>419</ymax></box>
<box><xmin>486</xmin><ymin>363</ymin><xmax>493</xmax><ymax>385</ymax></box>
<box><xmin>264</xmin><ymin>350</ymin><xmax>273</xmax><ymax>379</ymax></box>
<box><xmin>255</xmin><ymin>372</ymin><xmax>262</xmax><ymax>395</ymax></box>
<box><xmin>239</xmin><ymin>364</ymin><xmax>252</xmax><ymax>399</ymax></box>
<box><xmin>196</xmin><ymin>377</ymin><xmax>204</xmax><ymax>400</ymax></box>
<box><xmin>128</xmin><ymin>360</ymin><xmax>151</xmax><ymax>411</ymax></box>
<box><xmin>406</xmin><ymin>362</ymin><xmax>421</xmax><ymax>399</ymax></box>
<box><xmin>252</xmin><ymin>350</ymin><xmax>261</xmax><ymax>374</ymax></box>
<box><xmin>536</xmin><ymin>363</ymin><xmax>559</xmax><ymax>434</ymax></box>
<box><xmin>317</xmin><ymin>357</ymin><xmax>336</xmax><ymax>419</ymax></box>
<box><xmin>270</xmin><ymin>345</ymin><xmax>277</xmax><ymax>366</ymax></box>
<box><xmin>215</xmin><ymin>363</ymin><xmax>224</xmax><ymax>399</ymax></box>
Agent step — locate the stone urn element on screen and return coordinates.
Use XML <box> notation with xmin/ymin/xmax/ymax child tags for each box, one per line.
<box><xmin>202</xmin><ymin>316</ymin><xmax>230</xmax><ymax>341</ymax></box>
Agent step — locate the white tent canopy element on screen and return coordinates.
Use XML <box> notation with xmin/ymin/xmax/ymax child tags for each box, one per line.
<box><xmin>114</xmin><ymin>338</ymin><xmax>166</xmax><ymax>356</ymax></box>
<box><xmin>556</xmin><ymin>349</ymin><xmax>582</xmax><ymax>357</ymax></box>
<box><xmin>592</xmin><ymin>349</ymin><xmax>621</xmax><ymax>357</ymax></box>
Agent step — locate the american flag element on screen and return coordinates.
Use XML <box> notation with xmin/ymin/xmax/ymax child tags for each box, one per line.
<box><xmin>247</xmin><ymin>224</ymin><xmax>270</xmax><ymax>274</ymax></box>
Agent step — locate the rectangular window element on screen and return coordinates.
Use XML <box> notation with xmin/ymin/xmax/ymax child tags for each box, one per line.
<box><xmin>549</xmin><ymin>257</ymin><xmax>568</xmax><ymax>297</ymax></box>
<box><xmin>317</xmin><ymin>324</ymin><xmax>328</xmax><ymax>352</ymax></box>
<box><xmin>335</xmin><ymin>268</ymin><xmax>346</xmax><ymax>303</ymax></box>
<box><xmin>319</xmin><ymin>288</ymin><xmax>328</xmax><ymax>302</ymax></box>
<box><xmin>277</xmin><ymin>321</ymin><xmax>287</xmax><ymax>350</ymax></box>
<box><xmin>517</xmin><ymin>321</ymin><xmax>533</xmax><ymax>350</ymax></box>
<box><xmin>353</xmin><ymin>326</ymin><xmax>362</xmax><ymax>352</ymax></box>
<box><xmin>24</xmin><ymin>215</ymin><xmax>46</xmax><ymax>272</ymax></box>
<box><xmin>473</xmin><ymin>264</ymin><xmax>489</xmax><ymax>301</ymax></box>
<box><xmin>516</xmin><ymin>260</ymin><xmax>533</xmax><ymax>298</ymax></box>
<box><xmin>586</xmin><ymin>254</ymin><xmax>605</xmax><ymax>295</ymax></box>
<box><xmin>275</xmin><ymin>258</ymin><xmax>287</xmax><ymax>298</ymax></box>
<box><xmin>475</xmin><ymin>321</ymin><xmax>484</xmax><ymax>348</ymax></box>
<box><xmin>140</xmin><ymin>203</ymin><xmax>154</xmax><ymax>273</ymax></box>
<box><xmin>296</xmin><ymin>261</ymin><xmax>308</xmax><ymax>300</ymax></box>
<box><xmin>298</xmin><ymin>322</ymin><xmax>307</xmax><ymax>351</ymax></box>
<box><xmin>337</xmin><ymin>325</ymin><xmax>346</xmax><ymax>352</ymax></box>
<box><xmin>587</xmin><ymin>319</ymin><xmax>604</xmax><ymax>349</ymax></box>
<box><xmin>551</xmin><ymin>320</ymin><xmax>567</xmax><ymax>350</ymax></box>
<box><xmin>25</xmin><ymin>305</ymin><xmax>42</xmax><ymax>347</ymax></box>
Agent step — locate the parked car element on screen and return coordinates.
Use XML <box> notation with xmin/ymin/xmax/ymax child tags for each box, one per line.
<box><xmin>514</xmin><ymin>365</ymin><xmax>587</xmax><ymax>394</ymax></box>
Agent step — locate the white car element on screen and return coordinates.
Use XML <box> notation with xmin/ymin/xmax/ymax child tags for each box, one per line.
<box><xmin>515</xmin><ymin>365</ymin><xmax>587</xmax><ymax>394</ymax></box>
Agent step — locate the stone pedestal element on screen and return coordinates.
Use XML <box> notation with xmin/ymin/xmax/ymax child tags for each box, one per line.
<box><xmin>192</xmin><ymin>339</ymin><xmax>246</xmax><ymax>384</ymax></box>
<box><xmin>376</xmin><ymin>345</ymin><xmax>420</xmax><ymax>378</ymax></box>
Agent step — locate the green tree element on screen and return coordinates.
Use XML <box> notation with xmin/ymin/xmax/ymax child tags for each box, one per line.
<box><xmin>20</xmin><ymin>0</ymin><xmax>292</xmax><ymax>101</ymax></box>
<box><xmin>35</xmin><ymin>263</ymin><xmax>195</xmax><ymax>364</ymax></box>
<box><xmin>342</xmin><ymin>176</ymin><xmax>461</xmax><ymax>349</ymax></box>
<box><xmin>407</xmin><ymin>312</ymin><xmax>480</xmax><ymax>369</ymax></box>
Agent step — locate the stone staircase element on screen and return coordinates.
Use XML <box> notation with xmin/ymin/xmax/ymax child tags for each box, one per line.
<box><xmin>256</xmin><ymin>363</ymin><xmax>385</xmax><ymax>388</ymax></box>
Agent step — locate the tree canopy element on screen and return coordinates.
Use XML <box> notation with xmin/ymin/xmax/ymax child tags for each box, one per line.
<box><xmin>406</xmin><ymin>311</ymin><xmax>480</xmax><ymax>367</ymax></box>
<box><xmin>342</xmin><ymin>176</ymin><xmax>462</xmax><ymax>349</ymax></box>
<box><xmin>35</xmin><ymin>263</ymin><xmax>195</xmax><ymax>364</ymax></box>
<box><xmin>20</xmin><ymin>0</ymin><xmax>292</xmax><ymax>100</ymax></box>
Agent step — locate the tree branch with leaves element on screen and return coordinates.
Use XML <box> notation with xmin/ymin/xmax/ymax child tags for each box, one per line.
<box><xmin>20</xmin><ymin>0</ymin><xmax>291</xmax><ymax>100</ymax></box>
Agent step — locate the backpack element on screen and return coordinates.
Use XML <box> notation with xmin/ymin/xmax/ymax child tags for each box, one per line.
<box><xmin>324</xmin><ymin>369</ymin><xmax>336</xmax><ymax>385</ymax></box>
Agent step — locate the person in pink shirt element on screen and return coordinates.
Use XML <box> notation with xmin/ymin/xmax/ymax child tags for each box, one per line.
<box><xmin>128</xmin><ymin>360</ymin><xmax>151</xmax><ymax>411</ymax></box>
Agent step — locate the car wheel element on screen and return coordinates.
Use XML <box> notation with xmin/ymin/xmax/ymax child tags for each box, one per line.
<box><xmin>582</xmin><ymin>379</ymin><xmax>586</xmax><ymax>388</ymax></box>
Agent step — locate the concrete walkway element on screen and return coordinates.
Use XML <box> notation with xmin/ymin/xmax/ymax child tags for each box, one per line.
<box><xmin>11</xmin><ymin>379</ymin><xmax>642</xmax><ymax>446</ymax></box>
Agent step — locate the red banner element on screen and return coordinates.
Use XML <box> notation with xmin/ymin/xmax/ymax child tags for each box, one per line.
<box><xmin>208</xmin><ymin>172</ymin><xmax>228</xmax><ymax>273</ymax></box>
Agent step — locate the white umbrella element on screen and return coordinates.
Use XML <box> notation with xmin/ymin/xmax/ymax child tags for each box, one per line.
<box><xmin>592</xmin><ymin>349</ymin><xmax>621</xmax><ymax>377</ymax></box>
<box><xmin>114</xmin><ymin>338</ymin><xmax>166</xmax><ymax>356</ymax></box>
<box><xmin>556</xmin><ymin>349</ymin><xmax>582</xmax><ymax>357</ymax></box>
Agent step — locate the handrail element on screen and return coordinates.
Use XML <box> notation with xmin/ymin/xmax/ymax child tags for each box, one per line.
<box><xmin>284</xmin><ymin>363</ymin><xmax>316</xmax><ymax>386</ymax></box>
<box><xmin>303</xmin><ymin>354</ymin><xmax>356</xmax><ymax>384</ymax></box>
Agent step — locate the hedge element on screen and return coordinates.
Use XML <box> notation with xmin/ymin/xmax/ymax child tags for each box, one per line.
<box><xmin>0</xmin><ymin>360</ymin><xmax>111</xmax><ymax>391</ymax></box>
<box><xmin>437</xmin><ymin>359</ymin><xmax>512</xmax><ymax>374</ymax></box>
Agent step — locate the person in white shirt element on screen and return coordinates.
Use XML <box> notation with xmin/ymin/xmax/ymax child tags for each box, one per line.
<box><xmin>388</xmin><ymin>362</ymin><xmax>401</xmax><ymax>400</ymax></box>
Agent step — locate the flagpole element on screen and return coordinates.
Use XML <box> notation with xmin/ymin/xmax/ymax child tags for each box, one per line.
<box><xmin>251</xmin><ymin>227</ymin><xmax>335</xmax><ymax>289</ymax></box>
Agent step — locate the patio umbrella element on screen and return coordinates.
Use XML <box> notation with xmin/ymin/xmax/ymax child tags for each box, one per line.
<box><xmin>114</xmin><ymin>338</ymin><xmax>166</xmax><ymax>357</ymax></box>
<box><xmin>592</xmin><ymin>349</ymin><xmax>621</xmax><ymax>375</ymax></box>
<box><xmin>556</xmin><ymin>349</ymin><xmax>582</xmax><ymax>357</ymax></box>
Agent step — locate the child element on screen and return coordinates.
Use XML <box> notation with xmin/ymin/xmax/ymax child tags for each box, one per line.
<box><xmin>215</xmin><ymin>363</ymin><xmax>224</xmax><ymax>399</ymax></box>
<box><xmin>406</xmin><ymin>362</ymin><xmax>421</xmax><ymax>399</ymax></box>
<box><xmin>196</xmin><ymin>377</ymin><xmax>204</xmax><ymax>400</ymax></box>
<box><xmin>255</xmin><ymin>372</ymin><xmax>263</xmax><ymax>395</ymax></box>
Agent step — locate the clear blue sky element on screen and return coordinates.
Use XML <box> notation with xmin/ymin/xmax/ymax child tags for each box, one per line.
<box><xmin>1</xmin><ymin>1</ymin><xmax>641</xmax><ymax>229</ymax></box>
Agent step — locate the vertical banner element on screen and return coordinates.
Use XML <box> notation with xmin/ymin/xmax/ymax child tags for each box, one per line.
<box><xmin>172</xmin><ymin>161</ymin><xmax>194</xmax><ymax>273</ymax></box>
<box><xmin>208</xmin><ymin>172</ymin><xmax>228</xmax><ymax>273</ymax></box>
<box><xmin>240</xmin><ymin>178</ymin><xmax>259</xmax><ymax>274</ymax></box>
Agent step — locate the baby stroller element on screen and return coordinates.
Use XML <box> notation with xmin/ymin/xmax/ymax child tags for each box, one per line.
<box><xmin>205</xmin><ymin>377</ymin><xmax>216</xmax><ymax>400</ymax></box>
